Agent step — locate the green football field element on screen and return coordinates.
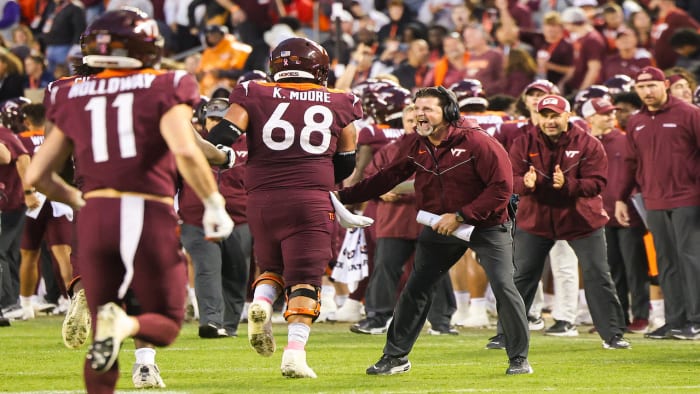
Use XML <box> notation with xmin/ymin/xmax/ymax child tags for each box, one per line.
<box><xmin>1</xmin><ymin>316</ymin><xmax>698</xmax><ymax>393</ymax></box>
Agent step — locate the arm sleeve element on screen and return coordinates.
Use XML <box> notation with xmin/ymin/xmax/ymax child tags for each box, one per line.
<box><xmin>338</xmin><ymin>138</ymin><xmax>416</xmax><ymax>204</ymax></box>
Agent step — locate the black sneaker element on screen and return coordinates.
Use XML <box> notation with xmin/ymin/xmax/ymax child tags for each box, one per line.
<box><xmin>198</xmin><ymin>322</ymin><xmax>229</xmax><ymax>338</ymax></box>
<box><xmin>528</xmin><ymin>315</ymin><xmax>544</xmax><ymax>331</ymax></box>
<box><xmin>366</xmin><ymin>354</ymin><xmax>411</xmax><ymax>375</ymax></box>
<box><xmin>506</xmin><ymin>356</ymin><xmax>533</xmax><ymax>375</ymax></box>
<box><xmin>486</xmin><ymin>334</ymin><xmax>506</xmax><ymax>350</ymax></box>
<box><xmin>644</xmin><ymin>324</ymin><xmax>675</xmax><ymax>339</ymax></box>
<box><xmin>350</xmin><ymin>317</ymin><xmax>390</xmax><ymax>335</ymax></box>
<box><xmin>671</xmin><ymin>323</ymin><xmax>700</xmax><ymax>340</ymax></box>
<box><xmin>544</xmin><ymin>320</ymin><xmax>578</xmax><ymax>337</ymax></box>
<box><xmin>603</xmin><ymin>334</ymin><xmax>631</xmax><ymax>349</ymax></box>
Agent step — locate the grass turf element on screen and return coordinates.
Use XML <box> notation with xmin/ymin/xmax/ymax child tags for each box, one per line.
<box><xmin>1</xmin><ymin>316</ymin><xmax>698</xmax><ymax>393</ymax></box>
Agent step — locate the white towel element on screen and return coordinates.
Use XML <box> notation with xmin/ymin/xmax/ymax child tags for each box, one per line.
<box><xmin>331</xmin><ymin>227</ymin><xmax>369</xmax><ymax>285</ymax></box>
<box><xmin>51</xmin><ymin>201</ymin><xmax>74</xmax><ymax>221</ymax></box>
<box><xmin>416</xmin><ymin>210</ymin><xmax>475</xmax><ymax>241</ymax></box>
<box><xmin>329</xmin><ymin>192</ymin><xmax>374</xmax><ymax>228</ymax></box>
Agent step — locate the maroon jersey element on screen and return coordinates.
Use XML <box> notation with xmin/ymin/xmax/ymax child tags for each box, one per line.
<box><xmin>567</xmin><ymin>30</ymin><xmax>606</xmax><ymax>92</ymax></box>
<box><xmin>45</xmin><ymin>76</ymin><xmax>95</xmax><ymax>188</ymax></box>
<box><xmin>597</xmin><ymin>129</ymin><xmax>643</xmax><ymax>228</ymax></box>
<box><xmin>364</xmin><ymin>136</ymin><xmax>421</xmax><ymax>239</ymax></box>
<box><xmin>601</xmin><ymin>50</ymin><xmax>653</xmax><ymax>81</ymax></box>
<box><xmin>357</xmin><ymin>125</ymin><xmax>404</xmax><ymax>153</ymax></box>
<box><xmin>232</xmin><ymin>81</ymin><xmax>362</xmax><ymax>193</ymax></box>
<box><xmin>44</xmin><ymin>75</ymin><xmax>96</xmax><ymax>122</ymax></box>
<box><xmin>652</xmin><ymin>8</ymin><xmax>700</xmax><ymax>70</ymax></box>
<box><xmin>0</xmin><ymin>127</ymin><xmax>28</xmax><ymax>211</ymax></box>
<box><xmin>179</xmin><ymin>135</ymin><xmax>249</xmax><ymax>226</ymax></box>
<box><xmin>463</xmin><ymin>111</ymin><xmax>511</xmax><ymax>138</ymax></box>
<box><xmin>494</xmin><ymin>119</ymin><xmax>530</xmax><ymax>151</ymax></box>
<box><xmin>48</xmin><ymin>69</ymin><xmax>200</xmax><ymax>197</ymax></box>
<box><xmin>17</xmin><ymin>130</ymin><xmax>44</xmax><ymax>156</ymax></box>
<box><xmin>464</xmin><ymin>49</ymin><xmax>505</xmax><ymax>95</ymax></box>
<box><xmin>520</xmin><ymin>32</ymin><xmax>574</xmax><ymax>85</ymax></box>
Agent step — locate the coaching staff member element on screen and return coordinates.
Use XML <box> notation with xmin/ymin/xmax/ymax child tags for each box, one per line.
<box><xmin>507</xmin><ymin>94</ymin><xmax>629</xmax><ymax>350</ymax></box>
<box><xmin>336</xmin><ymin>87</ymin><xmax>531</xmax><ymax>376</ymax></box>
<box><xmin>615</xmin><ymin>66</ymin><xmax>700</xmax><ymax>340</ymax></box>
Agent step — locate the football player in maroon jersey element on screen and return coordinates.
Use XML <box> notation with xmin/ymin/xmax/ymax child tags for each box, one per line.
<box><xmin>206</xmin><ymin>36</ymin><xmax>362</xmax><ymax>378</ymax></box>
<box><xmin>26</xmin><ymin>9</ymin><xmax>233</xmax><ymax>392</ymax></box>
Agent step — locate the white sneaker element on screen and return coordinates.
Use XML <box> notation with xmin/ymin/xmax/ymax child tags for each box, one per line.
<box><xmin>648</xmin><ymin>316</ymin><xmax>666</xmax><ymax>332</ymax></box>
<box><xmin>6</xmin><ymin>305</ymin><xmax>35</xmax><ymax>320</ymax></box>
<box><xmin>333</xmin><ymin>299</ymin><xmax>363</xmax><ymax>322</ymax></box>
<box><xmin>455</xmin><ymin>311</ymin><xmax>490</xmax><ymax>328</ymax></box>
<box><xmin>450</xmin><ymin>306</ymin><xmax>470</xmax><ymax>326</ymax></box>
<box><xmin>248</xmin><ymin>301</ymin><xmax>275</xmax><ymax>357</ymax></box>
<box><xmin>52</xmin><ymin>296</ymin><xmax>70</xmax><ymax>315</ymax></box>
<box><xmin>31</xmin><ymin>297</ymin><xmax>56</xmax><ymax>315</ymax></box>
<box><xmin>62</xmin><ymin>289</ymin><xmax>91</xmax><ymax>349</ymax></box>
<box><xmin>316</xmin><ymin>293</ymin><xmax>337</xmax><ymax>323</ymax></box>
<box><xmin>455</xmin><ymin>303</ymin><xmax>490</xmax><ymax>328</ymax></box>
<box><xmin>281</xmin><ymin>349</ymin><xmax>317</xmax><ymax>378</ymax></box>
<box><xmin>132</xmin><ymin>363</ymin><xmax>166</xmax><ymax>388</ymax></box>
<box><xmin>87</xmin><ymin>302</ymin><xmax>134</xmax><ymax>372</ymax></box>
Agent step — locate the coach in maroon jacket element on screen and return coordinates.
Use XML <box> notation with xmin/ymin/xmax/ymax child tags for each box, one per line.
<box><xmin>509</xmin><ymin>94</ymin><xmax>629</xmax><ymax>350</ymax></box>
<box><xmin>338</xmin><ymin>87</ymin><xmax>531</xmax><ymax>376</ymax></box>
<box><xmin>583</xmin><ymin>97</ymin><xmax>650</xmax><ymax>333</ymax></box>
<box><xmin>615</xmin><ymin>66</ymin><xmax>700</xmax><ymax>340</ymax></box>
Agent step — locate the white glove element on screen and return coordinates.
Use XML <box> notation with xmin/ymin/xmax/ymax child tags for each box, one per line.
<box><xmin>216</xmin><ymin>144</ymin><xmax>236</xmax><ymax>168</ymax></box>
<box><xmin>202</xmin><ymin>192</ymin><xmax>234</xmax><ymax>240</ymax></box>
<box><xmin>329</xmin><ymin>191</ymin><xmax>374</xmax><ymax>228</ymax></box>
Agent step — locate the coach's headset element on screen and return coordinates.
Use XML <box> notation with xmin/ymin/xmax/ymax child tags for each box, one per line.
<box><xmin>436</xmin><ymin>85</ymin><xmax>461</xmax><ymax>124</ymax></box>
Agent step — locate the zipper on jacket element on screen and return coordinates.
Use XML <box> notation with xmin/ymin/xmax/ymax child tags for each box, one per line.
<box><xmin>422</xmin><ymin>140</ymin><xmax>447</xmax><ymax>212</ymax></box>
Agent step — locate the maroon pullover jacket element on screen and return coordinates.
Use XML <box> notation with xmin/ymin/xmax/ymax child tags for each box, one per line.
<box><xmin>339</xmin><ymin>118</ymin><xmax>512</xmax><ymax>228</ymax></box>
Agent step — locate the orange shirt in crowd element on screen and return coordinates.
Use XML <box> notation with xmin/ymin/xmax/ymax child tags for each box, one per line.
<box><xmin>196</xmin><ymin>34</ymin><xmax>252</xmax><ymax>95</ymax></box>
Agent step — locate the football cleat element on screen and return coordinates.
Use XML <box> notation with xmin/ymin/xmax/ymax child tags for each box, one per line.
<box><xmin>86</xmin><ymin>302</ymin><xmax>134</xmax><ymax>372</ymax></box>
<box><xmin>247</xmin><ymin>300</ymin><xmax>275</xmax><ymax>356</ymax></box>
<box><xmin>281</xmin><ymin>349</ymin><xmax>317</xmax><ymax>378</ymax></box>
<box><xmin>63</xmin><ymin>289</ymin><xmax>91</xmax><ymax>349</ymax></box>
<box><xmin>132</xmin><ymin>363</ymin><xmax>166</xmax><ymax>388</ymax></box>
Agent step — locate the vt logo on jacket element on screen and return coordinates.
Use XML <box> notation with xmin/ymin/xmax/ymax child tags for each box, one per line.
<box><xmin>451</xmin><ymin>148</ymin><xmax>466</xmax><ymax>157</ymax></box>
<box><xmin>565</xmin><ymin>150</ymin><xmax>579</xmax><ymax>158</ymax></box>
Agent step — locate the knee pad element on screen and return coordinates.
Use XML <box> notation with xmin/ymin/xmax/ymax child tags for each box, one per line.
<box><xmin>283</xmin><ymin>286</ymin><xmax>321</xmax><ymax>322</ymax></box>
<box><xmin>252</xmin><ymin>271</ymin><xmax>285</xmax><ymax>291</ymax></box>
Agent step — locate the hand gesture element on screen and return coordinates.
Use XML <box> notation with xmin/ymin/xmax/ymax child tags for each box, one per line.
<box><xmin>552</xmin><ymin>165</ymin><xmax>565</xmax><ymax>189</ymax></box>
<box><xmin>68</xmin><ymin>188</ymin><xmax>86</xmax><ymax>211</ymax></box>
<box><xmin>614</xmin><ymin>200</ymin><xmax>631</xmax><ymax>227</ymax></box>
<box><xmin>523</xmin><ymin>166</ymin><xmax>537</xmax><ymax>190</ymax></box>
<box><xmin>202</xmin><ymin>192</ymin><xmax>234</xmax><ymax>241</ymax></box>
